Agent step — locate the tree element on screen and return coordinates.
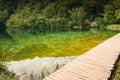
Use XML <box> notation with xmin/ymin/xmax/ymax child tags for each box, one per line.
<box><xmin>6</xmin><ymin>2</ymin><xmax>47</xmax><ymax>33</ymax></box>
<box><xmin>70</xmin><ymin>7</ymin><xmax>87</xmax><ymax>30</ymax></box>
<box><xmin>0</xmin><ymin>3</ymin><xmax>9</xmax><ymax>31</ymax></box>
<box><xmin>43</xmin><ymin>2</ymin><xmax>57</xmax><ymax>18</ymax></box>
<box><xmin>103</xmin><ymin>5</ymin><xmax>117</xmax><ymax>24</ymax></box>
<box><xmin>113</xmin><ymin>0</ymin><xmax>120</xmax><ymax>9</ymax></box>
<box><xmin>113</xmin><ymin>0</ymin><xmax>120</xmax><ymax>23</ymax></box>
<box><xmin>115</xmin><ymin>9</ymin><xmax>120</xmax><ymax>23</ymax></box>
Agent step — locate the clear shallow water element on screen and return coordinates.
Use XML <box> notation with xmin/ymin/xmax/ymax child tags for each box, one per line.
<box><xmin>5</xmin><ymin>56</ymin><xmax>76</xmax><ymax>80</ymax></box>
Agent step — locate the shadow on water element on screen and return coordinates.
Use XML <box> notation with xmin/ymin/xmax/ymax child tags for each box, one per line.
<box><xmin>0</xmin><ymin>24</ymin><xmax>35</xmax><ymax>41</ymax></box>
<box><xmin>6</xmin><ymin>27</ymin><xmax>41</xmax><ymax>41</ymax></box>
<box><xmin>0</xmin><ymin>26</ymin><xmax>13</xmax><ymax>40</ymax></box>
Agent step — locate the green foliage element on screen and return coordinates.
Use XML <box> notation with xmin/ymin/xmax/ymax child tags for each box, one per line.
<box><xmin>112</xmin><ymin>0</ymin><xmax>120</xmax><ymax>22</ymax></box>
<box><xmin>0</xmin><ymin>2</ymin><xmax>9</xmax><ymax>23</ymax></box>
<box><xmin>115</xmin><ymin>9</ymin><xmax>120</xmax><ymax>23</ymax></box>
<box><xmin>43</xmin><ymin>2</ymin><xmax>58</xmax><ymax>18</ymax></box>
<box><xmin>43</xmin><ymin>2</ymin><xmax>67</xmax><ymax>18</ymax></box>
<box><xmin>70</xmin><ymin>7</ymin><xmax>87</xmax><ymax>29</ymax></box>
<box><xmin>81</xmin><ymin>0</ymin><xmax>97</xmax><ymax>7</ymax></box>
<box><xmin>95</xmin><ymin>17</ymin><xmax>105</xmax><ymax>29</ymax></box>
<box><xmin>6</xmin><ymin>3</ymin><xmax>46</xmax><ymax>33</ymax></box>
<box><xmin>110</xmin><ymin>57</ymin><xmax>120</xmax><ymax>80</ymax></box>
<box><xmin>0</xmin><ymin>3</ymin><xmax>10</xmax><ymax>30</ymax></box>
<box><xmin>0</xmin><ymin>63</ymin><xmax>18</xmax><ymax>80</ymax></box>
<box><xmin>6</xmin><ymin>1</ymin><xmax>69</xmax><ymax>33</ymax></box>
<box><xmin>0</xmin><ymin>9</ymin><xmax>9</xmax><ymax>24</ymax></box>
<box><xmin>103</xmin><ymin>5</ymin><xmax>117</xmax><ymax>24</ymax></box>
<box><xmin>95</xmin><ymin>0</ymin><xmax>120</xmax><ymax>26</ymax></box>
<box><xmin>3</xmin><ymin>0</ymin><xmax>120</xmax><ymax>32</ymax></box>
<box><xmin>113</xmin><ymin>0</ymin><xmax>120</xmax><ymax>9</ymax></box>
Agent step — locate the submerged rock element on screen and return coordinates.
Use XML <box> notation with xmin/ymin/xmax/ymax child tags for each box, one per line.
<box><xmin>5</xmin><ymin>56</ymin><xmax>75</xmax><ymax>80</ymax></box>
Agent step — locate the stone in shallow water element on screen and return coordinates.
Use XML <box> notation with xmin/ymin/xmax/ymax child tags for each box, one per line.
<box><xmin>5</xmin><ymin>56</ymin><xmax>75</xmax><ymax>80</ymax></box>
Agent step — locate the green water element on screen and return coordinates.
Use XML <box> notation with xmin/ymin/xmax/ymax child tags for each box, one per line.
<box><xmin>0</xmin><ymin>29</ymin><xmax>119</xmax><ymax>61</ymax></box>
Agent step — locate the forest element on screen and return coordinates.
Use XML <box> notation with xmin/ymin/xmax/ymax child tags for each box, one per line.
<box><xmin>0</xmin><ymin>0</ymin><xmax>120</xmax><ymax>34</ymax></box>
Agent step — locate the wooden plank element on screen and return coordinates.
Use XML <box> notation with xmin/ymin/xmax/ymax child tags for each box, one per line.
<box><xmin>63</xmin><ymin>65</ymin><xmax>108</xmax><ymax>79</ymax></box>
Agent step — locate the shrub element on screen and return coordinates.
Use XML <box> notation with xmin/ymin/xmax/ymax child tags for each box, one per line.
<box><xmin>70</xmin><ymin>7</ymin><xmax>87</xmax><ymax>30</ymax></box>
<box><xmin>103</xmin><ymin>5</ymin><xmax>117</xmax><ymax>25</ymax></box>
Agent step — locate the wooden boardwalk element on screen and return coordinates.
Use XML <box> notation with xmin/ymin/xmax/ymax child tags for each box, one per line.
<box><xmin>43</xmin><ymin>33</ymin><xmax>120</xmax><ymax>80</ymax></box>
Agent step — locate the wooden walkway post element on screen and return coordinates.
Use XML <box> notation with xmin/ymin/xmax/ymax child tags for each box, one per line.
<box><xmin>43</xmin><ymin>33</ymin><xmax>120</xmax><ymax>80</ymax></box>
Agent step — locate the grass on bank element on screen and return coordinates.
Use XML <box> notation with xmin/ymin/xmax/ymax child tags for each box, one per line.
<box><xmin>0</xmin><ymin>29</ymin><xmax>119</xmax><ymax>60</ymax></box>
<box><xmin>110</xmin><ymin>56</ymin><xmax>120</xmax><ymax>80</ymax></box>
<box><xmin>0</xmin><ymin>63</ymin><xmax>18</xmax><ymax>80</ymax></box>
